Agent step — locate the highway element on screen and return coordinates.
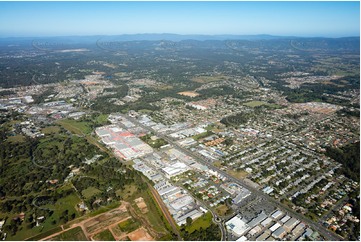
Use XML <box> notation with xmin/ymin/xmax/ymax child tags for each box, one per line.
<box><xmin>124</xmin><ymin>114</ymin><xmax>344</xmax><ymax>241</ymax></box>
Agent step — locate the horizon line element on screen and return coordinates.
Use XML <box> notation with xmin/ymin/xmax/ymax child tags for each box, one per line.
<box><xmin>0</xmin><ymin>33</ymin><xmax>360</xmax><ymax>39</ymax></box>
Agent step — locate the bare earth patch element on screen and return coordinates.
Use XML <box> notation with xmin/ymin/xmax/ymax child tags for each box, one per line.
<box><xmin>127</xmin><ymin>227</ymin><xmax>154</xmax><ymax>241</ymax></box>
<box><xmin>178</xmin><ymin>91</ymin><xmax>200</xmax><ymax>97</ymax></box>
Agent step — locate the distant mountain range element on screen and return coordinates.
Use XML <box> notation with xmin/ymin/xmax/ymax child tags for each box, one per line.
<box><xmin>0</xmin><ymin>34</ymin><xmax>359</xmax><ymax>53</ymax></box>
<box><xmin>0</xmin><ymin>33</ymin><xmax>359</xmax><ymax>43</ymax></box>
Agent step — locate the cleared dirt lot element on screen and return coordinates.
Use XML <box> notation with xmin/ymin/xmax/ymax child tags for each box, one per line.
<box><xmin>127</xmin><ymin>227</ymin><xmax>154</xmax><ymax>241</ymax></box>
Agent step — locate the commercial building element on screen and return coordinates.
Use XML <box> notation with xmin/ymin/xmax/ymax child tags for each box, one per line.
<box><xmin>226</xmin><ymin>214</ymin><xmax>250</xmax><ymax>237</ymax></box>
<box><xmin>261</xmin><ymin>218</ymin><xmax>273</xmax><ymax>227</ymax></box>
<box><xmin>269</xmin><ymin>222</ymin><xmax>281</xmax><ymax>232</ymax></box>
<box><xmin>271</xmin><ymin>210</ymin><xmax>284</xmax><ymax>220</ymax></box>
<box><xmin>284</xmin><ymin>217</ymin><xmax>300</xmax><ymax>232</ymax></box>
<box><xmin>256</xmin><ymin>232</ymin><xmax>269</xmax><ymax>241</ymax></box>
<box><xmin>272</xmin><ymin>226</ymin><xmax>287</xmax><ymax>239</ymax></box>
<box><xmin>96</xmin><ymin>125</ymin><xmax>153</xmax><ymax>160</ymax></box>
<box><xmin>280</xmin><ymin>215</ymin><xmax>291</xmax><ymax>224</ymax></box>
<box><xmin>248</xmin><ymin>211</ymin><xmax>268</xmax><ymax>228</ymax></box>
<box><xmin>292</xmin><ymin>222</ymin><xmax>306</xmax><ymax>235</ymax></box>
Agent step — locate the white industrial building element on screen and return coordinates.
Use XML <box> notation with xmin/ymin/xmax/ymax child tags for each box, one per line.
<box><xmin>226</xmin><ymin>214</ymin><xmax>250</xmax><ymax>237</ymax></box>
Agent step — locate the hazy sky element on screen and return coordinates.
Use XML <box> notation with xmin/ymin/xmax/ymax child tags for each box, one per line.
<box><xmin>0</xmin><ymin>1</ymin><xmax>359</xmax><ymax>37</ymax></box>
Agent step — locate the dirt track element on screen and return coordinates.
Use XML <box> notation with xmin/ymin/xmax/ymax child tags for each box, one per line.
<box><xmin>40</xmin><ymin>203</ymin><xmax>130</xmax><ymax>241</ymax></box>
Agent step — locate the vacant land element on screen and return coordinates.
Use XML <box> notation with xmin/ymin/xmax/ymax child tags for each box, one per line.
<box><xmin>115</xmin><ymin>184</ymin><xmax>138</xmax><ymax>200</ymax></box>
<box><xmin>185</xmin><ymin>212</ymin><xmax>213</xmax><ymax>233</ymax></box>
<box><xmin>227</xmin><ymin>169</ymin><xmax>249</xmax><ymax>179</ymax></box>
<box><xmin>42</xmin><ymin>125</ymin><xmax>61</xmax><ymax>134</ymax></box>
<box><xmin>82</xmin><ymin>186</ymin><xmax>102</xmax><ymax>199</ymax></box>
<box><xmin>127</xmin><ymin>227</ymin><xmax>154</xmax><ymax>241</ymax></box>
<box><xmin>7</xmin><ymin>134</ymin><xmax>25</xmax><ymax>143</ymax></box>
<box><xmin>243</xmin><ymin>100</ymin><xmax>267</xmax><ymax>107</ymax></box>
<box><xmin>177</xmin><ymin>91</ymin><xmax>200</xmax><ymax>97</ymax></box>
<box><xmin>48</xmin><ymin>226</ymin><xmax>87</xmax><ymax>241</ymax></box>
<box><xmin>243</xmin><ymin>100</ymin><xmax>282</xmax><ymax>109</ymax></box>
<box><xmin>57</xmin><ymin>119</ymin><xmax>92</xmax><ymax>135</ymax></box>
<box><xmin>118</xmin><ymin>218</ymin><xmax>141</xmax><ymax>233</ymax></box>
<box><xmin>83</xmin><ymin>207</ymin><xmax>130</xmax><ymax>234</ymax></box>
<box><xmin>215</xmin><ymin>204</ymin><xmax>230</xmax><ymax>217</ymax></box>
<box><xmin>92</xmin><ymin>229</ymin><xmax>116</xmax><ymax>241</ymax></box>
<box><xmin>191</xmin><ymin>75</ymin><xmax>229</xmax><ymax>83</ymax></box>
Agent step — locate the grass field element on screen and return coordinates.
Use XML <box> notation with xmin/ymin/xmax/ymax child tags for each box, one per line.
<box><xmin>213</xmin><ymin>161</ymin><xmax>222</xmax><ymax>168</ymax></box>
<box><xmin>243</xmin><ymin>100</ymin><xmax>267</xmax><ymax>107</ymax></box>
<box><xmin>82</xmin><ymin>187</ymin><xmax>102</xmax><ymax>199</ymax></box>
<box><xmin>50</xmin><ymin>226</ymin><xmax>87</xmax><ymax>241</ymax></box>
<box><xmin>25</xmin><ymin>226</ymin><xmax>63</xmax><ymax>241</ymax></box>
<box><xmin>7</xmin><ymin>134</ymin><xmax>25</xmax><ymax>143</ymax></box>
<box><xmin>93</xmin><ymin>229</ymin><xmax>115</xmax><ymax>241</ymax></box>
<box><xmin>215</xmin><ymin>204</ymin><xmax>229</xmax><ymax>217</ymax></box>
<box><xmin>94</xmin><ymin>114</ymin><xmax>109</xmax><ymax>125</ymax></box>
<box><xmin>185</xmin><ymin>212</ymin><xmax>213</xmax><ymax>233</ymax></box>
<box><xmin>192</xmin><ymin>75</ymin><xmax>229</xmax><ymax>83</ymax></box>
<box><xmin>7</xmin><ymin>190</ymin><xmax>80</xmax><ymax>240</ymax></box>
<box><xmin>143</xmin><ymin>189</ymin><xmax>172</xmax><ymax>234</ymax></box>
<box><xmin>192</xmin><ymin>131</ymin><xmax>213</xmax><ymax>141</ymax></box>
<box><xmin>243</xmin><ymin>100</ymin><xmax>282</xmax><ymax>109</ymax></box>
<box><xmin>56</xmin><ymin>119</ymin><xmax>109</xmax><ymax>154</ymax></box>
<box><xmin>227</xmin><ymin>169</ymin><xmax>248</xmax><ymax>179</ymax></box>
<box><xmin>115</xmin><ymin>184</ymin><xmax>137</xmax><ymax>200</ymax></box>
<box><xmin>57</xmin><ymin>119</ymin><xmax>92</xmax><ymax>135</ymax></box>
<box><xmin>42</xmin><ymin>126</ymin><xmax>61</xmax><ymax>134</ymax></box>
<box><xmin>118</xmin><ymin>218</ymin><xmax>141</xmax><ymax>233</ymax></box>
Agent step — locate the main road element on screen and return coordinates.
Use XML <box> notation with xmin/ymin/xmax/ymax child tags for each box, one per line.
<box><xmin>125</xmin><ymin>114</ymin><xmax>343</xmax><ymax>241</ymax></box>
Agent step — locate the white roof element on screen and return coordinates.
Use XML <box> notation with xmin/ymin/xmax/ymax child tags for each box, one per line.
<box><xmin>226</xmin><ymin>215</ymin><xmax>250</xmax><ymax>236</ymax></box>
<box><xmin>271</xmin><ymin>210</ymin><xmax>284</xmax><ymax>219</ymax></box>
<box><xmin>236</xmin><ymin>236</ymin><xmax>248</xmax><ymax>242</ymax></box>
<box><xmin>269</xmin><ymin>222</ymin><xmax>281</xmax><ymax>232</ymax></box>
<box><xmin>281</xmin><ymin>215</ymin><xmax>291</xmax><ymax>223</ymax></box>
<box><xmin>261</xmin><ymin>217</ymin><xmax>273</xmax><ymax>227</ymax></box>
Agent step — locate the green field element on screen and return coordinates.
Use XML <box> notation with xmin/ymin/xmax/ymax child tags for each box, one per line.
<box><xmin>25</xmin><ymin>226</ymin><xmax>63</xmax><ymax>241</ymax></box>
<box><xmin>42</xmin><ymin>126</ymin><xmax>61</xmax><ymax>134</ymax></box>
<box><xmin>115</xmin><ymin>184</ymin><xmax>137</xmax><ymax>200</ymax></box>
<box><xmin>6</xmin><ymin>190</ymin><xmax>80</xmax><ymax>240</ymax></box>
<box><xmin>185</xmin><ymin>212</ymin><xmax>213</xmax><ymax>233</ymax></box>
<box><xmin>41</xmin><ymin>191</ymin><xmax>80</xmax><ymax>215</ymax></box>
<box><xmin>50</xmin><ymin>226</ymin><xmax>87</xmax><ymax>241</ymax></box>
<box><xmin>82</xmin><ymin>186</ymin><xmax>102</xmax><ymax>199</ymax></box>
<box><xmin>94</xmin><ymin>114</ymin><xmax>109</xmax><ymax>125</ymax></box>
<box><xmin>191</xmin><ymin>75</ymin><xmax>229</xmax><ymax>83</ymax></box>
<box><xmin>118</xmin><ymin>218</ymin><xmax>140</xmax><ymax>233</ymax></box>
<box><xmin>243</xmin><ymin>100</ymin><xmax>267</xmax><ymax>107</ymax></box>
<box><xmin>93</xmin><ymin>229</ymin><xmax>115</xmax><ymax>241</ymax></box>
<box><xmin>56</xmin><ymin>119</ymin><xmax>92</xmax><ymax>135</ymax></box>
<box><xmin>227</xmin><ymin>169</ymin><xmax>249</xmax><ymax>179</ymax></box>
<box><xmin>7</xmin><ymin>134</ymin><xmax>25</xmax><ymax>143</ymax></box>
<box><xmin>243</xmin><ymin>100</ymin><xmax>282</xmax><ymax>109</ymax></box>
<box><xmin>192</xmin><ymin>131</ymin><xmax>213</xmax><ymax>141</ymax></box>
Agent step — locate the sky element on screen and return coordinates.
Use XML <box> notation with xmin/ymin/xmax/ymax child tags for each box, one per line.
<box><xmin>0</xmin><ymin>1</ymin><xmax>359</xmax><ymax>38</ymax></box>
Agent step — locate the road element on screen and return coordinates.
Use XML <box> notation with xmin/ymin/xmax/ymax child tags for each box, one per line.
<box><xmin>125</xmin><ymin>114</ymin><xmax>344</xmax><ymax>241</ymax></box>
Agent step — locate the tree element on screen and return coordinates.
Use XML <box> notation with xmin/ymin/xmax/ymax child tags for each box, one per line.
<box><xmin>186</xmin><ymin>217</ymin><xmax>193</xmax><ymax>227</ymax></box>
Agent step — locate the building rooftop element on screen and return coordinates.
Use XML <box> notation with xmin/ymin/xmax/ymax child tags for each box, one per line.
<box><xmin>226</xmin><ymin>215</ymin><xmax>250</xmax><ymax>237</ymax></box>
